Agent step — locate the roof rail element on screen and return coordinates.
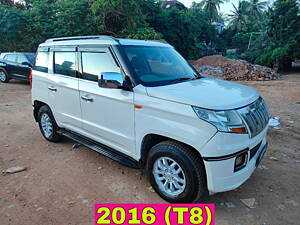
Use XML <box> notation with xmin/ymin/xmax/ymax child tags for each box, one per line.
<box><xmin>45</xmin><ymin>35</ymin><xmax>117</xmax><ymax>43</ymax></box>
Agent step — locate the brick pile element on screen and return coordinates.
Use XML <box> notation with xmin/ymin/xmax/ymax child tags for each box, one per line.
<box><xmin>190</xmin><ymin>55</ymin><xmax>280</xmax><ymax>81</ymax></box>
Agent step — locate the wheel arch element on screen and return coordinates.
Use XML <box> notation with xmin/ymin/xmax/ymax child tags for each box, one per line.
<box><xmin>0</xmin><ymin>67</ymin><xmax>9</xmax><ymax>80</ymax></box>
<box><xmin>0</xmin><ymin>67</ymin><xmax>7</xmax><ymax>72</ymax></box>
<box><xmin>33</xmin><ymin>100</ymin><xmax>48</xmax><ymax>122</ymax></box>
<box><xmin>140</xmin><ymin>133</ymin><xmax>204</xmax><ymax>167</ymax></box>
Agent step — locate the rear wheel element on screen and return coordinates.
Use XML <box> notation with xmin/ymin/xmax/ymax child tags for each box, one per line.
<box><xmin>146</xmin><ymin>140</ymin><xmax>207</xmax><ymax>203</ymax></box>
<box><xmin>0</xmin><ymin>69</ymin><xmax>9</xmax><ymax>83</ymax></box>
<box><xmin>38</xmin><ymin>105</ymin><xmax>61</xmax><ymax>142</ymax></box>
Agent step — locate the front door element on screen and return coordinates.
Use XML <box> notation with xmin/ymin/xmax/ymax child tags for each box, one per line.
<box><xmin>15</xmin><ymin>54</ymin><xmax>32</xmax><ymax>80</ymax></box>
<box><xmin>3</xmin><ymin>54</ymin><xmax>19</xmax><ymax>77</ymax></box>
<box><xmin>78</xmin><ymin>47</ymin><xmax>135</xmax><ymax>157</ymax></box>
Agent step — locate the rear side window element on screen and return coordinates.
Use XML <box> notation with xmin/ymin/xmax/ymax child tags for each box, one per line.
<box><xmin>81</xmin><ymin>52</ymin><xmax>120</xmax><ymax>82</ymax></box>
<box><xmin>34</xmin><ymin>52</ymin><xmax>49</xmax><ymax>73</ymax></box>
<box><xmin>4</xmin><ymin>54</ymin><xmax>16</xmax><ymax>62</ymax></box>
<box><xmin>54</xmin><ymin>52</ymin><xmax>76</xmax><ymax>77</ymax></box>
<box><xmin>17</xmin><ymin>54</ymin><xmax>29</xmax><ymax>64</ymax></box>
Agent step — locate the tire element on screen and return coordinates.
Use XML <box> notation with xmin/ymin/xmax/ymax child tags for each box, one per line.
<box><xmin>146</xmin><ymin>140</ymin><xmax>207</xmax><ymax>203</ymax></box>
<box><xmin>38</xmin><ymin>105</ymin><xmax>61</xmax><ymax>142</ymax></box>
<box><xmin>0</xmin><ymin>69</ymin><xmax>9</xmax><ymax>83</ymax></box>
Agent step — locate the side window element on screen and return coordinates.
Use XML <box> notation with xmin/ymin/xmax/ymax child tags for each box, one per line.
<box><xmin>34</xmin><ymin>52</ymin><xmax>49</xmax><ymax>73</ymax></box>
<box><xmin>5</xmin><ymin>54</ymin><xmax>16</xmax><ymax>62</ymax></box>
<box><xmin>81</xmin><ymin>52</ymin><xmax>120</xmax><ymax>82</ymax></box>
<box><xmin>54</xmin><ymin>52</ymin><xmax>76</xmax><ymax>77</ymax></box>
<box><xmin>17</xmin><ymin>54</ymin><xmax>29</xmax><ymax>64</ymax></box>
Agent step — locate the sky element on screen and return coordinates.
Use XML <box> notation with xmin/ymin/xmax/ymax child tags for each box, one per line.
<box><xmin>180</xmin><ymin>0</ymin><xmax>239</xmax><ymax>14</ymax></box>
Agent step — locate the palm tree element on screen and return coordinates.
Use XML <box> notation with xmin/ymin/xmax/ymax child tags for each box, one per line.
<box><xmin>217</xmin><ymin>12</ymin><xmax>228</xmax><ymax>23</ymax></box>
<box><xmin>247</xmin><ymin>0</ymin><xmax>268</xmax><ymax>18</ymax></box>
<box><xmin>199</xmin><ymin>0</ymin><xmax>229</xmax><ymax>23</ymax></box>
<box><xmin>228</xmin><ymin>1</ymin><xmax>250</xmax><ymax>31</ymax></box>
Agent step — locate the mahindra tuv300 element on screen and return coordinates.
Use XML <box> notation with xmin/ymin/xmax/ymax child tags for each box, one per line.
<box><xmin>31</xmin><ymin>36</ymin><xmax>269</xmax><ymax>203</ymax></box>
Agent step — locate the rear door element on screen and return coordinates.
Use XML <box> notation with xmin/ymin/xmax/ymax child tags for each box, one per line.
<box><xmin>47</xmin><ymin>47</ymin><xmax>82</xmax><ymax>133</ymax></box>
<box><xmin>78</xmin><ymin>47</ymin><xmax>135</xmax><ymax>157</ymax></box>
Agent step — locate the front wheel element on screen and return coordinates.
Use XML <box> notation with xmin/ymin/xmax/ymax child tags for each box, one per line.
<box><xmin>146</xmin><ymin>140</ymin><xmax>207</xmax><ymax>203</ymax></box>
<box><xmin>38</xmin><ymin>105</ymin><xmax>61</xmax><ymax>142</ymax></box>
<box><xmin>0</xmin><ymin>69</ymin><xmax>9</xmax><ymax>83</ymax></box>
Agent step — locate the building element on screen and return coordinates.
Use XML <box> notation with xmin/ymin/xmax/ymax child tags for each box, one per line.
<box><xmin>162</xmin><ymin>1</ymin><xmax>186</xmax><ymax>10</ymax></box>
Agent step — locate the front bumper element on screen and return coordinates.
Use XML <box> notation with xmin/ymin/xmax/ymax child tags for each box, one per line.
<box><xmin>202</xmin><ymin>126</ymin><xmax>268</xmax><ymax>193</ymax></box>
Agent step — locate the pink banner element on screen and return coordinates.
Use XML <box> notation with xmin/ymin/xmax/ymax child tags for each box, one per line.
<box><xmin>95</xmin><ymin>203</ymin><xmax>215</xmax><ymax>225</ymax></box>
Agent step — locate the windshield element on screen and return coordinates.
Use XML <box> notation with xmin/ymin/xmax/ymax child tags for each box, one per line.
<box><xmin>123</xmin><ymin>46</ymin><xmax>199</xmax><ymax>86</ymax></box>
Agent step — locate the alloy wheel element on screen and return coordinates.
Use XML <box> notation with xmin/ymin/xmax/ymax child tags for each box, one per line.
<box><xmin>152</xmin><ymin>157</ymin><xmax>186</xmax><ymax>197</ymax></box>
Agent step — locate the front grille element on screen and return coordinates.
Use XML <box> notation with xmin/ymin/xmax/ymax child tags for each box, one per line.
<box><xmin>237</xmin><ymin>97</ymin><xmax>269</xmax><ymax>138</ymax></box>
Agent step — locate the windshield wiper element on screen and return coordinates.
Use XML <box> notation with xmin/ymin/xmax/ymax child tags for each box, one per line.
<box><xmin>168</xmin><ymin>77</ymin><xmax>193</xmax><ymax>84</ymax></box>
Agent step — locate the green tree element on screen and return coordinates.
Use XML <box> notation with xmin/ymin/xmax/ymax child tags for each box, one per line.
<box><xmin>228</xmin><ymin>1</ymin><xmax>250</xmax><ymax>31</ymax></box>
<box><xmin>0</xmin><ymin>4</ymin><xmax>28</xmax><ymax>51</ymax></box>
<box><xmin>23</xmin><ymin>0</ymin><xmax>58</xmax><ymax>50</ymax></box>
<box><xmin>91</xmin><ymin>0</ymin><xmax>160</xmax><ymax>38</ymax></box>
<box><xmin>245</xmin><ymin>0</ymin><xmax>300</xmax><ymax>70</ymax></box>
<box><xmin>198</xmin><ymin>0</ymin><xmax>228</xmax><ymax>23</ymax></box>
<box><xmin>151</xmin><ymin>6</ymin><xmax>216</xmax><ymax>59</ymax></box>
<box><xmin>0</xmin><ymin>0</ymin><xmax>218</xmax><ymax>60</ymax></box>
<box><xmin>23</xmin><ymin>0</ymin><xmax>100</xmax><ymax>51</ymax></box>
<box><xmin>52</xmin><ymin>0</ymin><xmax>96</xmax><ymax>37</ymax></box>
<box><xmin>222</xmin><ymin>0</ymin><xmax>269</xmax><ymax>51</ymax></box>
<box><xmin>246</xmin><ymin>0</ymin><xmax>268</xmax><ymax>18</ymax></box>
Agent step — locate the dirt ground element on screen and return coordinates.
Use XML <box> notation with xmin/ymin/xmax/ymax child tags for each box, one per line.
<box><xmin>0</xmin><ymin>74</ymin><xmax>299</xmax><ymax>225</ymax></box>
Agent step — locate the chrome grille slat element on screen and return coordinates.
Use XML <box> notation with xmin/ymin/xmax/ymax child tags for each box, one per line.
<box><xmin>262</xmin><ymin>102</ymin><xmax>269</xmax><ymax>123</ymax></box>
<box><xmin>256</xmin><ymin>106</ymin><xmax>264</xmax><ymax>131</ymax></box>
<box><xmin>259</xmin><ymin>102</ymin><xmax>268</xmax><ymax>124</ymax></box>
<box><xmin>251</xmin><ymin>108</ymin><xmax>261</xmax><ymax>132</ymax></box>
<box><xmin>237</xmin><ymin>98</ymin><xmax>269</xmax><ymax>138</ymax></box>
<box><xmin>249</xmin><ymin>110</ymin><xmax>258</xmax><ymax>134</ymax></box>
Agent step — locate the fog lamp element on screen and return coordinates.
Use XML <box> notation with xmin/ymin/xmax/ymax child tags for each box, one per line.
<box><xmin>234</xmin><ymin>152</ymin><xmax>248</xmax><ymax>172</ymax></box>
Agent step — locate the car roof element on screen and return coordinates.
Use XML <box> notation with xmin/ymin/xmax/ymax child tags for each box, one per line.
<box><xmin>0</xmin><ymin>52</ymin><xmax>35</xmax><ymax>59</ymax></box>
<box><xmin>0</xmin><ymin>52</ymin><xmax>35</xmax><ymax>55</ymax></box>
<box><xmin>39</xmin><ymin>35</ymin><xmax>172</xmax><ymax>48</ymax></box>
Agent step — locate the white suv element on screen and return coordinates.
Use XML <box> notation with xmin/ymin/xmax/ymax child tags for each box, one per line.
<box><xmin>31</xmin><ymin>36</ymin><xmax>269</xmax><ymax>203</ymax></box>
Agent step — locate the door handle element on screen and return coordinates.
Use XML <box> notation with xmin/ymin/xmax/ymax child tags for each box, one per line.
<box><xmin>48</xmin><ymin>86</ymin><xmax>57</xmax><ymax>92</ymax></box>
<box><xmin>81</xmin><ymin>95</ymin><xmax>94</xmax><ymax>102</ymax></box>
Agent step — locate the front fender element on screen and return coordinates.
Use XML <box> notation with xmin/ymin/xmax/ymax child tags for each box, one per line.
<box><xmin>134</xmin><ymin>90</ymin><xmax>217</xmax><ymax>159</ymax></box>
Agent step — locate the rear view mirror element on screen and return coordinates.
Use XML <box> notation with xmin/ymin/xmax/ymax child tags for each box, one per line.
<box><xmin>98</xmin><ymin>72</ymin><xmax>124</xmax><ymax>89</ymax></box>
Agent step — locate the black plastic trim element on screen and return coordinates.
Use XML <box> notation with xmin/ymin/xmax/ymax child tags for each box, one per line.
<box><xmin>255</xmin><ymin>142</ymin><xmax>268</xmax><ymax>167</ymax></box>
<box><xmin>250</xmin><ymin>141</ymin><xmax>262</xmax><ymax>160</ymax></box>
<box><xmin>203</xmin><ymin>148</ymin><xmax>249</xmax><ymax>162</ymax></box>
<box><xmin>57</xmin><ymin>129</ymin><xmax>140</xmax><ymax>169</ymax></box>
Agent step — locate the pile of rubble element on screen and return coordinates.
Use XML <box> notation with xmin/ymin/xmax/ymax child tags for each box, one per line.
<box><xmin>190</xmin><ymin>55</ymin><xmax>280</xmax><ymax>81</ymax></box>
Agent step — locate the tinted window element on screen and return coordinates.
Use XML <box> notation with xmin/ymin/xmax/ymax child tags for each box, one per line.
<box><xmin>34</xmin><ymin>52</ymin><xmax>49</xmax><ymax>73</ymax></box>
<box><xmin>54</xmin><ymin>52</ymin><xmax>76</xmax><ymax>77</ymax></box>
<box><xmin>81</xmin><ymin>52</ymin><xmax>120</xmax><ymax>82</ymax></box>
<box><xmin>5</xmin><ymin>54</ymin><xmax>16</xmax><ymax>62</ymax></box>
<box><xmin>25</xmin><ymin>54</ymin><xmax>36</xmax><ymax>64</ymax></box>
<box><xmin>17</xmin><ymin>54</ymin><xmax>29</xmax><ymax>64</ymax></box>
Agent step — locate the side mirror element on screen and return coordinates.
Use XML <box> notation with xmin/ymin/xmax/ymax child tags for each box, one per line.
<box><xmin>98</xmin><ymin>72</ymin><xmax>125</xmax><ymax>89</ymax></box>
<box><xmin>22</xmin><ymin>62</ymin><xmax>32</xmax><ymax>67</ymax></box>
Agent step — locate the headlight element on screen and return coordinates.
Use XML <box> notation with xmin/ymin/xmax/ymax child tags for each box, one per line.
<box><xmin>192</xmin><ymin>106</ymin><xmax>247</xmax><ymax>133</ymax></box>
